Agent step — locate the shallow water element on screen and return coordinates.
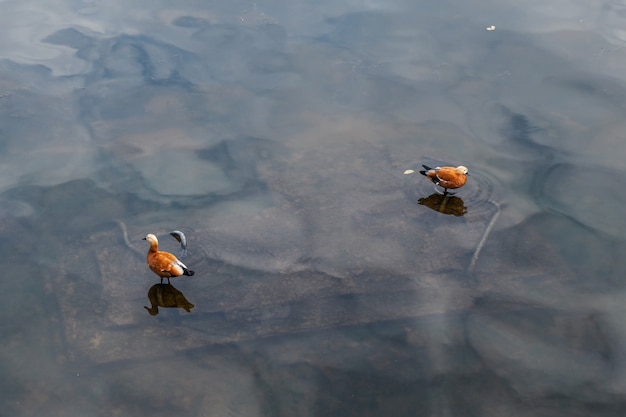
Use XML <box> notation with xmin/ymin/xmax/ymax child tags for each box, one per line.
<box><xmin>2</xmin><ymin>0</ymin><xmax>626</xmax><ymax>416</ymax></box>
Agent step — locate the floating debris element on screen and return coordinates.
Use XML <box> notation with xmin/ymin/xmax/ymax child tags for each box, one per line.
<box><xmin>170</xmin><ymin>230</ymin><xmax>188</xmax><ymax>259</ymax></box>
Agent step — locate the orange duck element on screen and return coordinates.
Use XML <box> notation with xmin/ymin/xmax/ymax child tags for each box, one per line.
<box><xmin>143</xmin><ymin>233</ymin><xmax>195</xmax><ymax>284</ymax></box>
<box><xmin>419</xmin><ymin>165</ymin><xmax>468</xmax><ymax>193</ymax></box>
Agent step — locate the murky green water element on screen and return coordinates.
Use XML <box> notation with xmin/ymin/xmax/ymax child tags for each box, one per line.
<box><xmin>2</xmin><ymin>1</ymin><xmax>626</xmax><ymax>416</ymax></box>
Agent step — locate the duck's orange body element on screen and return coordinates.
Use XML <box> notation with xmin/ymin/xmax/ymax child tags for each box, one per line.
<box><xmin>419</xmin><ymin>165</ymin><xmax>468</xmax><ymax>192</ymax></box>
<box><xmin>143</xmin><ymin>234</ymin><xmax>194</xmax><ymax>284</ymax></box>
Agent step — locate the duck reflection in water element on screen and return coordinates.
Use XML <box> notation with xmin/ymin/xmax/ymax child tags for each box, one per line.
<box><xmin>144</xmin><ymin>283</ymin><xmax>195</xmax><ymax>316</ymax></box>
<box><xmin>418</xmin><ymin>193</ymin><xmax>467</xmax><ymax>216</ymax></box>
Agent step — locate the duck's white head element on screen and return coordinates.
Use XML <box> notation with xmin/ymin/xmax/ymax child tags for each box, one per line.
<box><xmin>143</xmin><ymin>233</ymin><xmax>158</xmax><ymax>245</ymax></box>
<box><xmin>456</xmin><ymin>166</ymin><xmax>469</xmax><ymax>175</ymax></box>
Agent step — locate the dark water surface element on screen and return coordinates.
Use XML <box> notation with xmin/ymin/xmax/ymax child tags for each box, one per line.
<box><xmin>2</xmin><ymin>1</ymin><xmax>626</xmax><ymax>416</ymax></box>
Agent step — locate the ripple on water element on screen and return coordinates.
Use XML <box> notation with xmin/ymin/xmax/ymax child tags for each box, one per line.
<box><xmin>188</xmin><ymin>195</ymin><xmax>306</xmax><ymax>273</ymax></box>
<box><xmin>0</xmin><ymin>198</ymin><xmax>34</xmax><ymax>218</ymax></box>
<box><xmin>538</xmin><ymin>162</ymin><xmax>626</xmax><ymax>241</ymax></box>
<box><xmin>404</xmin><ymin>165</ymin><xmax>499</xmax><ymax>222</ymax></box>
<box><xmin>456</xmin><ymin>167</ymin><xmax>499</xmax><ymax>221</ymax></box>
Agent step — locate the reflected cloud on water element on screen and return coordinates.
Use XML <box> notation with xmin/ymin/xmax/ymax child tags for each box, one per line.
<box><xmin>3</xmin><ymin>0</ymin><xmax>626</xmax><ymax>415</ymax></box>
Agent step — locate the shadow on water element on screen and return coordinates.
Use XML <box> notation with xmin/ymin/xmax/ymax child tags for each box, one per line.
<box><xmin>144</xmin><ymin>283</ymin><xmax>195</xmax><ymax>316</ymax></box>
<box><xmin>418</xmin><ymin>193</ymin><xmax>467</xmax><ymax>217</ymax></box>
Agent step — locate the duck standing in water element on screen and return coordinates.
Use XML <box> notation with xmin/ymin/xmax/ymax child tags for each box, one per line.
<box><xmin>143</xmin><ymin>233</ymin><xmax>195</xmax><ymax>284</ymax></box>
<box><xmin>419</xmin><ymin>165</ymin><xmax>469</xmax><ymax>193</ymax></box>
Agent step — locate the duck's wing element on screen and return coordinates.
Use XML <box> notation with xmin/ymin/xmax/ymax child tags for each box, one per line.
<box><xmin>153</xmin><ymin>252</ymin><xmax>186</xmax><ymax>276</ymax></box>
<box><xmin>433</xmin><ymin>167</ymin><xmax>457</xmax><ymax>182</ymax></box>
<box><xmin>171</xmin><ymin>258</ymin><xmax>189</xmax><ymax>271</ymax></box>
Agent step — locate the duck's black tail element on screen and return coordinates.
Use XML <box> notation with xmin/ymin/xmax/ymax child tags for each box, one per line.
<box><xmin>419</xmin><ymin>165</ymin><xmax>432</xmax><ymax>176</ymax></box>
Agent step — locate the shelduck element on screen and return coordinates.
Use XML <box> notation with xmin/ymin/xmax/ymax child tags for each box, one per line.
<box><xmin>143</xmin><ymin>233</ymin><xmax>195</xmax><ymax>284</ymax></box>
<box><xmin>419</xmin><ymin>165</ymin><xmax>469</xmax><ymax>193</ymax></box>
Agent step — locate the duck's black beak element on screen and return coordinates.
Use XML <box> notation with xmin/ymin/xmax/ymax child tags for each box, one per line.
<box><xmin>142</xmin><ymin>237</ymin><xmax>147</xmax><ymax>240</ymax></box>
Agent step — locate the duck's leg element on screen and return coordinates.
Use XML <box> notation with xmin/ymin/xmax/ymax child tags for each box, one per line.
<box><xmin>434</xmin><ymin>184</ymin><xmax>450</xmax><ymax>195</ymax></box>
